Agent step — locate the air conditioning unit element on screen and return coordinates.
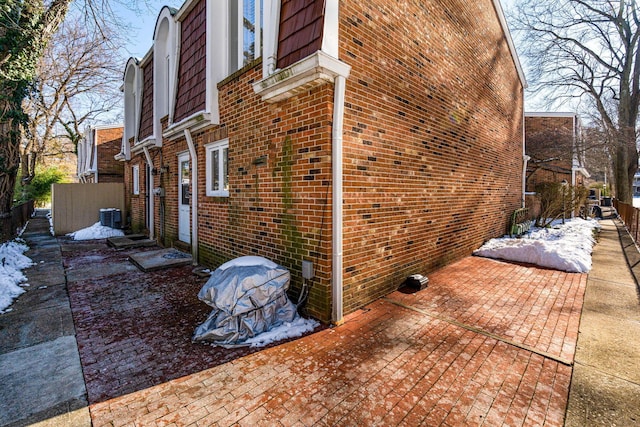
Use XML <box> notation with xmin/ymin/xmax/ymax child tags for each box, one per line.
<box><xmin>99</xmin><ymin>208</ymin><xmax>122</xmax><ymax>229</ymax></box>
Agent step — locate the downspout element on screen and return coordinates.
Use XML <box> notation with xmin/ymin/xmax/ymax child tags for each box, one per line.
<box><xmin>184</xmin><ymin>129</ymin><xmax>198</xmax><ymax>265</ymax></box>
<box><xmin>522</xmin><ymin>108</ymin><xmax>529</xmax><ymax>208</ymax></box>
<box><xmin>332</xmin><ymin>75</ymin><xmax>347</xmax><ymax>325</ymax></box>
<box><xmin>142</xmin><ymin>146</ymin><xmax>155</xmax><ymax>240</ymax></box>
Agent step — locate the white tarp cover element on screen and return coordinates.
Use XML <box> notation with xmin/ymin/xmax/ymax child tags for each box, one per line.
<box><xmin>192</xmin><ymin>257</ymin><xmax>297</xmax><ymax>347</ymax></box>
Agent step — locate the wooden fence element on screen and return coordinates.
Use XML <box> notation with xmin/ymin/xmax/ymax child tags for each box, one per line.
<box><xmin>0</xmin><ymin>200</ymin><xmax>35</xmax><ymax>243</ymax></box>
<box><xmin>613</xmin><ymin>199</ymin><xmax>640</xmax><ymax>243</ymax></box>
<box><xmin>51</xmin><ymin>183</ymin><xmax>125</xmax><ymax>235</ymax></box>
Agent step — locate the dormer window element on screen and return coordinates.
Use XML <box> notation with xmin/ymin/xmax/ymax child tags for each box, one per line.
<box><xmin>230</xmin><ymin>0</ymin><xmax>262</xmax><ymax>72</ymax></box>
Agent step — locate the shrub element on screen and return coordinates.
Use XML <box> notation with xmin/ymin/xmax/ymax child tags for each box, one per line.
<box><xmin>15</xmin><ymin>166</ymin><xmax>67</xmax><ymax>207</ymax></box>
<box><xmin>534</xmin><ymin>182</ymin><xmax>588</xmax><ymax>228</ymax></box>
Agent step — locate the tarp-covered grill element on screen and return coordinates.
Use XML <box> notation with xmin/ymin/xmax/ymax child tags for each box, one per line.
<box><xmin>192</xmin><ymin>256</ymin><xmax>297</xmax><ymax>347</ymax></box>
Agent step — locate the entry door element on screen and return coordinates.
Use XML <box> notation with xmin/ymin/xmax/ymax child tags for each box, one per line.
<box><xmin>178</xmin><ymin>153</ymin><xmax>191</xmax><ymax>243</ymax></box>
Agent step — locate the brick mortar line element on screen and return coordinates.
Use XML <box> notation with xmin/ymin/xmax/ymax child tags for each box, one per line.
<box><xmin>382</xmin><ymin>297</ymin><xmax>574</xmax><ymax>366</ymax></box>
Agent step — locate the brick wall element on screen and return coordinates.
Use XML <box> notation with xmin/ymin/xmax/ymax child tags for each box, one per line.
<box><xmin>96</xmin><ymin>127</ymin><xmax>124</xmax><ymax>183</ymax></box>
<box><xmin>157</xmin><ymin>62</ymin><xmax>335</xmax><ymax>320</ymax></box>
<box><xmin>525</xmin><ymin>115</ymin><xmax>576</xmax><ymax>192</ymax></box>
<box><xmin>125</xmin><ymin>154</ymin><xmax>149</xmax><ymax>233</ymax></box>
<box><xmin>338</xmin><ymin>0</ymin><xmax>524</xmax><ymax>313</ymax></box>
<box><xmin>125</xmin><ymin>0</ymin><xmax>524</xmax><ymax>322</ymax></box>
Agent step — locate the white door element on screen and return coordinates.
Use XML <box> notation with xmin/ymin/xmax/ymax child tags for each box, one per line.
<box><xmin>178</xmin><ymin>153</ymin><xmax>191</xmax><ymax>243</ymax></box>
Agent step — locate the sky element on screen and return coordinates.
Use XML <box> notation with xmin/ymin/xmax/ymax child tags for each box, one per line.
<box><xmin>112</xmin><ymin>0</ymin><xmax>183</xmax><ymax>59</ymax></box>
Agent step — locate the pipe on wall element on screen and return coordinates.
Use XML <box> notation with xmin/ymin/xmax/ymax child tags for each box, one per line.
<box><xmin>331</xmin><ymin>74</ymin><xmax>347</xmax><ymax>325</ymax></box>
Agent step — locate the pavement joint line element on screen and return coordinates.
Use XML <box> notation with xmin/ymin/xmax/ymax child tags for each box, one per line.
<box><xmin>382</xmin><ymin>297</ymin><xmax>574</xmax><ymax>367</ymax></box>
<box><xmin>587</xmin><ymin>276</ymin><xmax>639</xmax><ymax>289</ymax></box>
<box><xmin>573</xmin><ymin>361</ymin><xmax>640</xmax><ymax>388</ymax></box>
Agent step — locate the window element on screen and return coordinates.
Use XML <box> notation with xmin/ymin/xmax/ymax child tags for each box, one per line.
<box><xmin>230</xmin><ymin>0</ymin><xmax>262</xmax><ymax>72</ymax></box>
<box><xmin>132</xmin><ymin>165</ymin><xmax>140</xmax><ymax>195</ymax></box>
<box><xmin>205</xmin><ymin>139</ymin><xmax>229</xmax><ymax>197</ymax></box>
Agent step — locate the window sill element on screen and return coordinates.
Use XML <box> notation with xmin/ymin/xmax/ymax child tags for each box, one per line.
<box><xmin>252</xmin><ymin>51</ymin><xmax>351</xmax><ymax>103</ymax></box>
<box><xmin>163</xmin><ymin>112</ymin><xmax>215</xmax><ymax>140</ymax></box>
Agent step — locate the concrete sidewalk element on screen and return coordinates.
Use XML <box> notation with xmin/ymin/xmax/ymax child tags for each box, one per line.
<box><xmin>565</xmin><ymin>213</ymin><xmax>640</xmax><ymax>426</ymax></box>
<box><xmin>0</xmin><ymin>210</ymin><xmax>90</xmax><ymax>427</ymax></box>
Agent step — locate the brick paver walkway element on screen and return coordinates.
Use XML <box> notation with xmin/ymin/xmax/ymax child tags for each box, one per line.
<box><xmin>86</xmin><ymin>256</ymin><xmax>586</xmax><ymax>427</ymax></box>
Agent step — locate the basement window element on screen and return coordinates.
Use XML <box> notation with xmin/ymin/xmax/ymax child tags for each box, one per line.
<box><xmin>205</xmin><ymin>139</ymin><xmax>229</xmax><ymax>197</ymax></box>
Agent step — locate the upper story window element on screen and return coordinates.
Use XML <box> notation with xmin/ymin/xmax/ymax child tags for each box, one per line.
<box><xmin>230</xmin><ymin>0</ymin><xmax>262</xmax><ymax>72</ymax></box>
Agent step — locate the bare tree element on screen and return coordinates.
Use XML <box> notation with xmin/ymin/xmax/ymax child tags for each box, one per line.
<box><xmin>21</xmin><ymin>16</ymin><xmax>124</xmax><ymax>184</ymax></box>
<box><xmin>511</xmin><ymin>0</ymin><xmax>640</xmax><ymax>203</ymax></box>
<box><xmin>0</xmin><ymin>0</ymin><xmax>153</xmax><ymax>241</ymax></box>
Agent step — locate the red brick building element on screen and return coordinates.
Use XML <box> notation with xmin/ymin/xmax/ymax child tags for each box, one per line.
<box><xmin>524</xmin><ymin>112</ymin><xmax>590</xmax><ymax>191</ymax></box>
<box><xmin>77</xmin><ymin>125</ymin><xmax>124</xmax><ymax>183</ymax></box>
<box><xmin>117</xmin><ymin>0</ymin><xmax>526</xmax><ymax>323</ymax></box>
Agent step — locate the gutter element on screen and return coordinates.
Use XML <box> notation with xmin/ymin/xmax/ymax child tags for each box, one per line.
<box><xmin>184</xmin><ymin>129</ymin><xmax>199</xmax><ymax>264</ymax></box>
<box><xmin>332</xmin><ymin>74</ymin><xmax>347</xmax><ymax>325</ymax></box>
<box><xmin>142</xmin><ymin>146</ymin><xmax>155</xmax><ymax>240</ymax></box>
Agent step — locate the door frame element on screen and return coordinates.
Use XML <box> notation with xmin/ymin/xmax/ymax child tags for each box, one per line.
<box><xmin>178</xmin><ymin>152</ymin><xmax>191</xmax><ymax>244</ymax></box>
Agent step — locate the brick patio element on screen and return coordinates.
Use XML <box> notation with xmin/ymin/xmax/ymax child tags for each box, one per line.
<box><xmin>80</xmin><ymin>255</ymin><xmax>585</xmax><ymax>426</ymax></box>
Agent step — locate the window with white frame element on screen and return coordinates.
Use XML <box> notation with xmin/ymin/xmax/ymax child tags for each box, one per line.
<box><xmin>205</xmin><ymin>139</ymin><xmax>229</xmax><ymax>197</ymax></box>
<box><xmin>229</xmin><ymin>0</ymin><xmax>262</xmax><ymax>72</ymax></box>
<box><xmin>132</xmin><ymin>165</ymin><xmax>140</xmax><ymax>195</ymax></box>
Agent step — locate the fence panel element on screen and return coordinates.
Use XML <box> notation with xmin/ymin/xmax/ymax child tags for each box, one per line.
<box><xmin>51</xmin><ymin>183</ymin><xmax>125</xmax><ymax>235</ymax></box>
<box><xmin>0</xmin><ymin>200</ymin><xmax>35</xmax><ymax>243</ymax></box>
<box><xmin>613</xmin><ymin>200</ymin><xmax>640</xmax><ymax>244</ymax></box>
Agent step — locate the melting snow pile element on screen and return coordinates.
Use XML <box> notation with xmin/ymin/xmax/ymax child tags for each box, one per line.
<box><xmin>193</xmin><ymin>256</ymin><xmax>319</xmax><ymax>347</ymax></box>
<box><xmin>474</xmin><ymin>217</ymin><xmax>600</xmax><ymax>273</ymax></box>
<box><xmin>0</xmin><ymin>240</ymin><xmax>34</xmax><ymax>313</ymax></box>
<box><xmin>67</xmin><ymin>222</ymin><xmax>124</xmax><ymax>240</ymax></box>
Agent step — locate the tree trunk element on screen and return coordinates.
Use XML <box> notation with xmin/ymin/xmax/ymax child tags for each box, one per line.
<box><xmin>613</xmin><ymin>127</ymin><xmax>638</xmax><ymax>204</ymax></box>
<box><xmin>0</xmin><ymin>86</ymin><xmax>24</xmax><ymax>240</ymax></box>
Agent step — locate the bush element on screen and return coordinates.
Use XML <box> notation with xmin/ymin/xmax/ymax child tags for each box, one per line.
<box><xmin>15</xmin><ymin>166</ymin><xmax>67</xmax><ymax>207</ymax></box>
<box><xmin>534</xmin><ymin>182</ymin><xmax>588</xmax><ymax>228</ymax></box>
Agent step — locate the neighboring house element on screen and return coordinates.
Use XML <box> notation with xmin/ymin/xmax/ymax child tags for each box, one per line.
<box><xmin>524</xmin><ymin>112</ymin><xmax>590</xmax><ymax>192</ymax></box>
<box><xmin>633</xmin><ymin>170</ymin><xmax>640</xmax><ymax>197</ymax></box>
<box><xmin>116</xmin><ymin>0</ymin><xmax>526</xmax><ymax>323</ymax></box>
<box><xmin>77</xmin><ymin>125</ymin><xmax>125</xmax><ymax>183</ymax></box>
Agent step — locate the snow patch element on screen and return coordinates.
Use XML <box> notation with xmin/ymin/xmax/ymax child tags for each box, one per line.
<box><xmin>67</xmin><ymin>222</ymin><xmax>125</xmax><ymax>240</ymax></box>
<box><xmin>0</xmin><ymin>240</ymin><xmax>34</xmax><ymax>313</ymax></box>
<box><xmin>243</xmin><ymin>315</ymin><xmax>320</xmax><ymax>347</ymax></box>
<box><xmin>474</xmin><ymin>218</ymin><xmax>600</xmax><ymax>273</ymax></box>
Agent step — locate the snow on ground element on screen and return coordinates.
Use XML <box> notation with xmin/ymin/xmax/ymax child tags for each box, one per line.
<box><xmin>0</xmin><ymin>239</ymin><xmax>34</xmax><ymax>313</ymax></box>
<box><xmin>67</xmin><ymin>222</ymin><xmax>124</xmax><ymax>240</ymax></box>
<box><xmin>243</xmin><ymin>315</ymin><xmax>320</xmax><ymax>347</ymax></box>
<box><xmin>474</xmin><ymin>217</ymin><xmax>600</xmax><ymax>273</ymax></box>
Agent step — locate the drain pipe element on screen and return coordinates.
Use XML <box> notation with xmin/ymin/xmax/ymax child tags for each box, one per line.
<box><xmin>522</xmin><ymin>155</ymin><xmax>530</xmax><ymax>208</ymax></box>
<box><xmin>184</xmin><ymin>129</ymin><xmax>198</xmax><ymax>264</ymax></box>
<box><xmin>143</xmin><ymin>146</ymin><xmax>155</xmax><ymax>240</ymax></box>
<box><xmin>332</xmin><ymin>74</ymin><xmax>347</xmax><ymax>325</ymax></box>
<box><xmin>522</xmin><ymin>108</ymin><xmax>529</xmax><ymax>209</ymax></box>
